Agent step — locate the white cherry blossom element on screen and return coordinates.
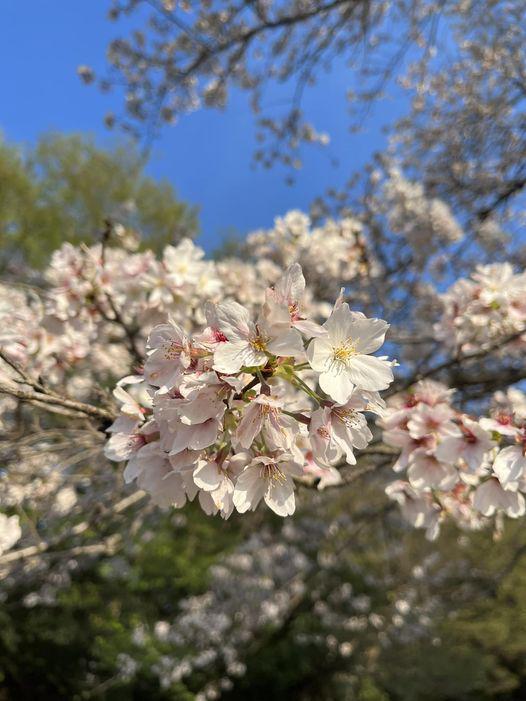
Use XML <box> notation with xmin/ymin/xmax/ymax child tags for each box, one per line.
<box><xmin>233</xmin><ymin>454</ymin><xmax>304</xmax><ymax>517</ymax></box>
<box><xmin>307</xmin><ymin>304</ymin><xmax>393</xmax><ymax>403</ymax></box>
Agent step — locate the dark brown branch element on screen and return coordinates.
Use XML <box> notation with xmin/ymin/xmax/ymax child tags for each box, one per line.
<box><xmin>477</xmin><ymin>177</ymin><xmax>526</xmax><ymax>222</ymax></box>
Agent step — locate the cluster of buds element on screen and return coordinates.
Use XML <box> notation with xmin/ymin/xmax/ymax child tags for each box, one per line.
<box><xmin>105</xmin><ymin>264</ymin><xmax>395</xmax><ymax>517</ymax></box>
<box><xmin>383</xmin><ymin>380</ymin><xmax>526</xmax><ymax>539</ymax></box>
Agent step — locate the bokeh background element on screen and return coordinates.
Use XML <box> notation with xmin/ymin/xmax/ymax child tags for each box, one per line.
<box><xmin>1</xmin><ymin>2</ymin><xmax>526</xmax><ymax>700</ymax></box>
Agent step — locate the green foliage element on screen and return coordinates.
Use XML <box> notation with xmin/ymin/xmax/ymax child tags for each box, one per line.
<box><xmin>3</xmin><ymin>507</ymin><xmax>526</xmax><ymax>699</ymax></box>
<box><xmin>0</xmin><ymin>506</ymin><xmax>242</xmax><ymax>701</ymax></box>
<box><xmin>0</xmin><ymin>133</ymin><xmax>198</xmax><ymax>267</ymax></box>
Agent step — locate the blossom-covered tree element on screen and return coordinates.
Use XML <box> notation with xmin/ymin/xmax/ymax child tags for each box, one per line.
<box><xmin>0</xmin><ymin>190</ymin><xmax>524</xmax><ymax>697</ymax></box>
<box><xmin>1</xmin><ymin>0</ymin><xmax>525</xmax><ymax>696</ymax></box>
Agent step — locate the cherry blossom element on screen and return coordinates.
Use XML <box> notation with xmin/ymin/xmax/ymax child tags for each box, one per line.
<box><xmin>97</xmin><ymin>262</ymin><xmax>396</xmax><ymax>519</ymax></box>
<box><xmin>232</xmin><ymin>454</ymin><xmax>304</xmax><ymax>517</ymax></box>
<box><xmin>307</xmin><ymin>304</ymin><xmax>393</xmax><ymax>403</ymax></box>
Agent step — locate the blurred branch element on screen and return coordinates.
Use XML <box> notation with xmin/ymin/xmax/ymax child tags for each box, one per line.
<box><xmin>0</xmin><ymin>490</ymin><xmax>146</xmax><ymax>568</ymax></box>
<box><xmin>0</xmin><ymin>348</ymin><xmax>115</xmax><ymax>423</ymax></box>
<box><xmin>0</xmin><ymin>381</ymin><xmax>115</xmax><ymax>423</ymax></box>
<box><xmin>388</xmin><ymin>327</ymin><xmax>526</xmax><ymax>397</ymax></box>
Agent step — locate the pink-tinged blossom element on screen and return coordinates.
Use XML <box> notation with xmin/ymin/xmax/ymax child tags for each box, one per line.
<box><xmin>235</xmin><ymin>393</ymin><xmax>298</xmax><ymax>450</ymax></box>
<box><xmin>104</xmin><ymin>385</ymin><xmax>157</xmax><ymax>464</ymax></box>
<box><xmin>106</xmin><ymin>385</ymin><xmax>145</xmax><ymax>436</ymax></box>
<box><xmin>233</xmin><ymin>454</ymin><xmax>303</xmax><ymax>516</ymax></box>
<box><xmin>309</xmin><ymin>408</ymin><xmax>341</xmax><ymax>467</ymax></box>
<box><xmin>98</xmin><ymin>259</ymin><xmax>395</xmax><ymax>521</ymax></box>
<box><xmin>167</xmin><ymin>416</ymin><xmax>222</xmax><ymax>456</ymax></box>
<box><xmin>121</xmin><ymin>440</ymin><xmax>196</xmax><ymax>509</ymax></box>
<box><xmin>212</xmin><ymin>300</ymin><xmax>304</xmax><ymax>374</ymax></box>
<box><xmin>177</xmin><ymin>372</ymin><xmax>229</xmax><ymax>425</ymax></box>
<box><xmin>152</xmin><ymin>382</ymin><xmax>226</xmax><ymax>457</ymax></box>
<box><xmin>307</xmin><ymin>303</ymin><xmax>393</xmax><ymax>403</ymax></box>
<box><xmin>479</xmin><ymin>414</ymin><xmax>518</xmax><ymax>437</ymax></box>
<box><xmin>193</xmin><ymin>452</ymin><xmax>250</xmax><ymax>519</ymax></box>
<box><xmin>406</xmin><ymin>403</ymin><xmax>457</xmax><ymax>440</ymax></box>
<box><xmin>473</xmin><ymin>477</ymin><xmax>526</xmax><ymax>518</ymax></box>
<box><xmin>386</xmin><ymin>481</ymin><xmax>441</xmax><ymax>541</ymax></box>
<box><xmin>302</xmin><ymin>456</ymin><xmax>343</xmax><ymax>490</ymax></box>
<box><xmin>436</xmin><ymin>417</ymin><xmax>495</xmax><ymax>472</ymax></box>
<box><xmin>407</xmin><ymin>454</ymin><xmax>458</xmax><ymax>491</ymax></box>
<box><xmin>384</xmin><ymin>430</ymin><xmax>438</xmax><ymax>473</ymax></box>
<box><xmin>492</xmin><ymin>444</ymin><xmax>526</xmax><ymax>491</ymax></box>
<box><xmin>265</xmin><ymin>263</ymin><xmax>326</xmax><ymax>338</ymax></box>
<box><xmin>309</xmin><ymin>392</ymin><xmax>373</xmax><ymax>467</ymax></box>
<box><xmin>410</xmin><ymin>380</ymin><xmax>455</xmax><ymax>407</ymax></box>
<box><xmin>194</xmin><ymin>302</ymin><xmax>229</xmax><ymax>348</ymax></box>
<box><xmin>144</xmin><ymin>321</ymin><xmax>193</xmax><ymax>389</ymax></box>
<box><xmin>435</xmin><ymin>263</ymin><xmax>526</xmax><ymax>354</ymax></box>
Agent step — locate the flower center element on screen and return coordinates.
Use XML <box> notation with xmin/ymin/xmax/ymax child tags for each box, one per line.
<box><xmin>163</xmin><ymin>340</ymin><xmax>184</xmax><ymax>360</ymax></box>
<box><xmin>250</xmin><ymin>335</ymin><xmax>268</xmax><ymax>353</ymax></box>
<box><xmin>261</xmin><ymin>463</ymin><xmax>287</xmax><ymax>484</ymax></box>
<box><xmin>331</xmin><ymin>340</ymin><xmax>357</xmax><ymax>365</ymax></box>
<box><xmin>213</xmin><ymin>329</ymin><xmax>228</xmax><ymax>343</ymax></box>
<box><xmin>288</xmin><ymin>302</ymin><xmax>300</xmax><ymax>320</ymax></box>
<box><xmin>334</xmin><ymin>408</ymin><xmax>360</xmax><ymax>427</ymax></box>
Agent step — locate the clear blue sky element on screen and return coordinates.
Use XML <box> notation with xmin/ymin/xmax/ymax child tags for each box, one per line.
<box><xmin>0</xmin><ymin>1</ymin><xmax>410</xmax><ymax>252</ymax></box>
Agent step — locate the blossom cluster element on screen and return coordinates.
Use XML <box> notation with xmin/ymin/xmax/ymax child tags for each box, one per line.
<box><xmin>382</xmin><ymin>168</ymin><xmax>464</xmax><ymax>253</ymax></box>
<box><xmin>0</xmin><ymin>214</ymin><xmax>368</xmax><ymax>395</ymax></box>
<box><xmin>0</xmin><ymin>237</ymin><xmax>230</xmax><ymax>396</ymax></box>
<box><xmin>435</xmin><ymin>263</ymin><xmax>526</xmax><ymax>353</ymax></box>
<box><xmin>105</xmin><ymin>263</ymin><xmax>395</xmax><ymax>518</ymax></box>
<box><xmin>246</xmin><ymin>210</ymin><xmax>376</xmax><ymax>295</ymax></box>
<box><xmin>1</xmin><ymin>214</ymin><xmax>525</xmax><ymax>565</ymax></box>
<box><xmin>383</xmin><ymin>380</ymin><xmax>526</xmax><ymax>539</ymax></box>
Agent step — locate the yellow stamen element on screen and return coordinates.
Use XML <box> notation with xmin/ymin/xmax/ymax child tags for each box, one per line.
<box><xmin>250</xmin><ymin>335</ymin><xmax>268</xmax><ymax>352</ymax></box>
<box><xmin>334</xmin><ymin>408</ymin><xmax>360</xmax><ymax>428</ymax></box>
<box><xmin>261</xmin><ymin>463</ymin><xmax>287</xmax><ymax>484</ymax></box>
<box><xmin>163</xmin><ymin>341</ymin><xmax>184</xmax><ymax>360</ymax></box>
<box><xmin>332</xmin><ymin>340</ymin><xmax>357</xmax><ymax>364</ymax></box>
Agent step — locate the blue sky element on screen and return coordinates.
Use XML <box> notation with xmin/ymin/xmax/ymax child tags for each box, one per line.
<box><xmin>0</xmin><ymin>1</ymin><xmax>410</xmax><ymax>252</ymax></box>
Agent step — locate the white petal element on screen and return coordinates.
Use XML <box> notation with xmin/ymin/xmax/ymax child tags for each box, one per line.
<box><xmin>435</xmin><ymin>437</ymin><xmax>463</xmax><ymax>465</ymax></box>
<box><xmin>148</xmin><ymin>322</ymin><xmax>186</xmax><ymax>350</ymax></box>
<box><xmin>293</xmin><ymin>318</ymin><xmax>327</xmax><ymax>338</ymax></box>
<box><xmin>214</xmin><ymin>300</ymin><xmax>252</xmax><ymax>341</ymax></box>
<box><xmin>236</xmin><ymin>402</ymin><xmax>263</xmax><ymax>449</ymax></box>
<box><xmin>307</xmin><ymin>337</ymin><xmax>333</xmax><ymax>372</ymax></box>
<box><xmin>198</xmin><ymin>490</ymin><xmax>219</xmax><ymax>516</ymax></box>
<box><xmin>493</xmin><ymin>446</ymin><xmax>526</xmax><ymax>488</ymax></box>
<box><xmin>188</xmin><ymin>420</ymin><xmax>219</xmax><ymax>450</ymax></box>
<box><xmin>345</xmin><ymin>355</ymin><xmax>393</xmax><ymax>391</ymax></box>
<box><xmin>265</xmin><ymin>476</ymin><xmax>296</xmax><ymax>516</ymax></box>
<box><xmin>193</xmin><ymin>461</ymin><xmax>222</xmax><ymax>491</ymax></box>
<box><xmin>213</xmin><ymin>340</ymin><xmax>250</xmax><ymax>374</ymax></box>
<box><xmin>213</xmin><ymin>340</ymin><xmax>266</xmax><ymax>373</ymax></box>
<box><xmin>233</xmin><ymin>467</ymin><xmax>266</xmax><ymax>513</ymax></box>
<box><xmin>408</xmin><ymin>457</ymin><xmax>457</xmax><ymax>491</ymax></box>
<box><xmin>348</xmin><ymin>317</ymin><xmax>389</xmax><ymax>354</ymax></box>
<box><xmin>318</xmin><ymin>370</ymin><xmax>355</xmax><ymax>404</ymax></box>
<box><xmin>323</xmin><ymin>304</ymin><xmax>356</xmax><ymax>344</ymax></box>
<box><xmin>267</xmin><ymin>328</ymin><xmax>305</xmax><ymax>358</ymax></box>
<box><xmin>274</xmin><ymin>262</ymin><xmax>305</xmax><ymax>303</ymax></box>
